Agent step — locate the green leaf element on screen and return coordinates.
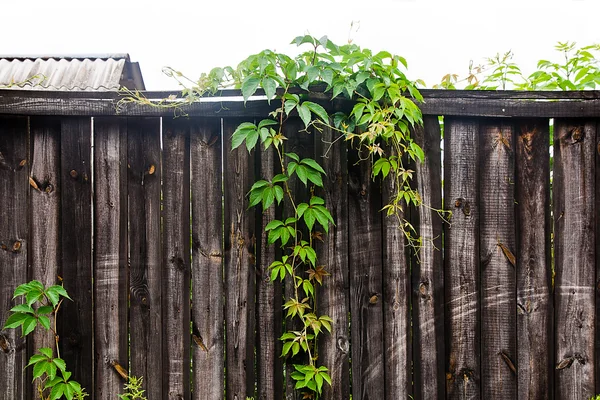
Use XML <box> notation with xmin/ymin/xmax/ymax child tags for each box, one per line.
<box><xmin>286</xmin><ymin>152</ymin><xmax>300</xmax><ymax>162</ymax></box>
<box><xmin>301</xmin><ymin>158</ymin><xmax>326</xmax><ymax>175</ymax></box>
<box><xmin>265</xmin><ymin>220</ymin><xmax>284</xmax><ymax>231</ymax></box>
<box><xmin>3</xmin><ymin>312</ymin><xmax>29</xmax><ymax>329</ymax></box>
<box><xmin>49</xmin><ymin>382</ymin><xmax>65</xmax><ymax>400</ymax></box>
<box><xmin>295</xmin><ymin>165</ymin><xmax>308</xmax><ymax>185</ymax></box>
<box><xmin>304</xmin><ymin>101</ymin><xmax>329</xmax><ymax>123</ymax></box>
<box><xmin>39</xmin><ymin>347</ymin><xmax>54</xmax><ymax>358</ymax></box>
<box><xmin>272</xmin><ymin>173</ymin><xmax>288</xmax><ymax>184</ymax></box>
<box><xmin>26</xmin><ymin>289</ymin><xmax>43</xmax><ymax>307</ymax></box>
<box><xmin>37</xmin><ymin>305</ymin><xmax>54</xmax><ymax>315</ymax></box>
<box><xmin>53</xmin><ymin>357</ymin><xmax>67</xmax><ymax>372</ymax></box>
<box><xmin>246</xmin><ymin>128</ymin><xmax>259</xmax><ymax>152</ymax></box>
<box><xmin>410</xmin><ymin>141</ymin><xmax>425</xmax><ymax>163</ymax></box>
<box><xmin>282</xmin><ymin>341</ymin><xmax>293</xmax><ymax>357</ymax></box>
<box><xmin>22</xmin><ymin>316</ymin><xmax>38</xmax><ymax>336</ymax></box>
<box><xmin>262</xmin><ymin>76</ymin><xmax>277</xmax><ymax>101</ymax></box>
<box><xmin>241</xmin><ymin>76</ymin><xmax>260</xmax><ymax>101</ymax></box>
<box><xmin>297</xmin><ymin>103</ymin><xmax>311</xmax><ymax>128</ymax></box>
<box><xmin>38</xmin><ymin>315</ymin><xmax>51</xmax><ymax>331</ymax></box>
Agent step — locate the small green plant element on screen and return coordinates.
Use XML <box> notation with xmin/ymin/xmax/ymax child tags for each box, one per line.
<box><xmin>3</xmin><ymin>280</ymin><xmax>88</xmax><ymax>400</ymax></box>
<box><xmin>434</xmin><ymin>41</ymin><xmax>600</xmax><ymax>90</ymax></box>
<box><xmin>117</xmin><ymin>376</ymin><xmax>147</xmax><ymax>400</ymax></box>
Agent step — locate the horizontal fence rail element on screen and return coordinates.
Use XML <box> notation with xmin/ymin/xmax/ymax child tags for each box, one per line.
<box><xmin>0</xmin><ymin>89</ymin><xmax>598</xmax><ymax>400</ymax></box>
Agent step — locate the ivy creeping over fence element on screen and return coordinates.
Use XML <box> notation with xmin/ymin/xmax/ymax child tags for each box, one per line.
<box><xmin>123</xmin><ymin>34</ymin><xmax>427</xmax><ymax>398</ymax></box>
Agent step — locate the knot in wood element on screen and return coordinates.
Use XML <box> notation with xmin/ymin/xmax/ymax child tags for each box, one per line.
<box><xmin>45</xmin><ymin>183</ymin><xmax>54</xmax><ymax>194</ymax></box>
<box><xmin>337</xmin><ymin>336</ymin><xmax>349</xmax><ymax>354</ymax></box>
<box><xmin>70</xmin><ymin>169</ymin><xmax>78</xmax><ymax>179</ymax></box>
<box><xmin>12</xmin><ymin>240</ymin><xmax>22</xmax><ymax>253</ymax></box>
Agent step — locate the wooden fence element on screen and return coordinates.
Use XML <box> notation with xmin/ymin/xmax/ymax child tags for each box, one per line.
<box><xmin>0</xmin><ymin>89</ymin><xmax>600</xmax><ymax>400</ymax></box>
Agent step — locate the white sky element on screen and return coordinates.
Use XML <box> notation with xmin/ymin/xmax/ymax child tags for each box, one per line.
<box><xmin>2</xmin><ymin>0</ymin><xmax>599</xmax><ymax>90</ymax></box>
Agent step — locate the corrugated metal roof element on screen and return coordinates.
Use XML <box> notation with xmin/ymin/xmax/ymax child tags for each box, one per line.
<box><xmin>0</xmin><ymin>55</ymin><xmax>145</xmax><ymax>91</ymax></box>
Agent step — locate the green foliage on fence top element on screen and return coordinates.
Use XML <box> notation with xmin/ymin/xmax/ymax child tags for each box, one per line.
<box><xmin>434</xmin><ymin>41</ymin><xmax>600</xmax><ymax>90</ymax></box>
<box><xmin>143</xmin><ymin>34</ymin><xmax>428</xmax><ymax>399</ymax></box>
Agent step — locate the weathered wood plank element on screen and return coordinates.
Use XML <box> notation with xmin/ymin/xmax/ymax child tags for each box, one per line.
<box><xmin>314</xmin><ymin>125</ymin><xmax>350</xmax><ymax>400</ymax></box>
<box><xmin>190</xmin><ymin>118</ymin><xmax>225</xmax><ymax>400</ymax></box>
<box><xmin>127</xmin><ymin>117</ymin><xmax>162</xmax><ymax>399</ymax></box>
<box><xmin>29</xmin><ymin>117</ymin><xmax>62</xmax><ymax>386</ymax></box>
<box><xmin>59</xmin><ymin>117</ymin><xmax>93</xmax><ymax>394</ymax></box>
<box><xmin>255</xmin><ymin>137</ymin><xmax>283</xmax><ymax>400</ymax></box>
<box><xmin>479</xmin><ymin>120</ymin><xmax>517</xmax><ymax>399</ymax></box>
<box><xmin>161</xmin><ymin>118</ymin><xmax>191</xmax><ymax>400</ymax></box>
<box><xmin>93</xmin><ymin>117</ymin><xmax>128</xmax><ymax>399</ymax></box>
<box><xmin>0</xmin><ymin>116</ymin><xmax>28</xmax><ymax>400</ymax></box>
<box><xmin>223</xmin><ymin>118</ymin><xmax>256</xmax><ymax>400</ymax></box>
<box><xmin>412</xmin><ymin>115</ymin><xmax>445</xmax><ymax>400</ymax></box>
<box><xmin>348</xmin><ymin>147</ymin><xmax>384</xmax><ymax>400</ymax></box>
<box><xmin>514</xmin><ymin>119</ymin><xmax>552</xmax><ymax>400</ymax></box>
<box><xmin>2</xmin><ymin>89</ymin><xmax>600</xmax><ymax>118</ymax></box>
<box><xmin>444</xmin><ymin>117</ymin><xmax>480</xmax><ymax>400</ymax></box>
<box><xmin>553</xmin><ymin>119</ymin><xmax>596</xmax><ymax>399</ymax></box>
<box><xmin>381</xmin><ymin>148</ymin><xmax>411</xmax><ymax>399</ymax></box>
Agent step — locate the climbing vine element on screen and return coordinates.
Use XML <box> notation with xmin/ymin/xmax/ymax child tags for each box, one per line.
<box><xmin>122</xmin><ymin>34</ymin><xmax>426</xmax><ymax>398</ymax></box>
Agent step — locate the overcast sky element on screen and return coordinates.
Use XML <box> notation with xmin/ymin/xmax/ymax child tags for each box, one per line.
<box><xmin>3</xmin><ymin>0</ymin><xmax>599</xmax><ymax>90</ymax></box>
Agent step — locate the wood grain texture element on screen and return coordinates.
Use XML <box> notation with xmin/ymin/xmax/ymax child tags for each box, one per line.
<box><xmin>381</xmin><ymin>147</ymin><xmax>411</xmax><ymax>399</ymax></box>
<box><xmin>255</xmin><ymin>138</ymin><xmax>283</xmax><ymax>400</ymax></box>
<box><xmin>479</xmin><ymin>120</ymin><xmax>517</xmax><ymax>399</ymax></box>
<box><xmin>412</xmin><ymin>116</ymin><xmax>445</xmax><ymax>400</ymax></box>
<box><xmin>161</xmin><ymin>118</ymin><xmax>192</xmax><ymax>400</ymax></box>
<box><xmin>348</xmin><ymin>147</ymin><xmax>384</xmax><ymax>400</ymax></box>
<box><xmin>223</xmin><ymin>118</ymin><xmax>256</xmax><ymax>400</ymax></box>
<box><xmin>29</xmin><ymin>117</ymin><xmax>62</xmax><ymax>382</ymax></box>
<box><xmin>2</xmin><ymin>89</ymin><xmax>600</xmax><ymax>118</ymax></box>
<box><xmin>444</xmin><ymin>118</ymin><xmax>480</xmax><ymax>400</ymax></box>
<box><xmin>93</xmin><ymin>117</ymin><xmax>128</xmax><ymax>399</ymax></box>
<box><xmin>553</xmin><ymin>119</ymin><xmax>596</xmax><ymax>399</ymax></box>
<box><xmin>59</xmin><ymin>117</ymin><xmax>93</xmax><ymax>394</ymax></box>
<box><xmin>190</xmin><ymin>118</ymin><xmax>225</xmax><ymax>400</ymax></box>
<box><xmin>127</xmin><ymin>118</ymin><xmax>162</xmax><ymax>399</ymax></box>
<box><xmin>515</xmin><ymin>119</ymin><xmax>552</xmax><ymax>400</ymax></box>
<box><xmin>314</xmin><ymin>125</ymin><xmax>350</xmax><ymax>400</ymax></box>
<box><xmin>0</xmin><ymin>116</ymin><xmax>28</xmax><ymax>400</ymax></box>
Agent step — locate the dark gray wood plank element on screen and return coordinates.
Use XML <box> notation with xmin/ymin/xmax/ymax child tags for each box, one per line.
<box><xmin>348</xmin><ymin>147</ymin><xmax>384</xmax><ymax>400</ymax></box>
<box><xmin>479</xmin><ymin>120</ymin><xmax>517</xmax><ymax>399</ymax></box>
<box><xmin>29</xmin><ymin>117</ymin><xmax>61</xmax><ymax>368</ymax></box>
<box><xmin>553</xmin><ymin>119</ymin><xmax>596</xmax><ymax>399</ymax></box>
<box><xmin>444</xmin><ymin>117</ymin><xmax>480</xmax><ymax>400</ymax></box>
<box><xmin>161</xmin><ymin>118</ymin><xmax>191</xmax><ymax>400</ymax></box>
<box><xmin>127</xmin><ymin>117</ymin><xmax>162</xmax><ymax>399</ymax></box>
<box><xmin>59</xmin><ymin>117</ymin><xmax>93</xmax><ymax>394</ymax></box>
<box><xmin>93</xmin><ymin>117</ymin><xmax>129</xmax><ymax>399</ymax></box>
<box><xmin>255</xmin><ymin>138</ymin><xmax>283</xmax><ymax>400</ymax></box>
<box><xmin>314</xmin><ymin>125</ymin><xmax>350</xmax><ymax>400</ymax></box>
<box><xmin>514</xmin><ymin>119</ymin><xmax>552</xmax><ymax>400</ymax></box>
<box><xmin>0</xmin><ymin>116</ymin><xmax>28</xmax><ymax>400</ymax></box>
<box><xmin>412</xmin><ymin>116</ymin><xmax>445</xmax><ymax>400</ymax></box>
<box><xmin>3</xmin><ymin>89</ymin><xmax>600</xmax><ymax>118</ymax></box>
<box><xmin>381</xmin><ymin>147</ymin><xmax>411</xmax><ymax>399</ymax></box>
<box><xmin>190</xmin><ymin>118</ymin><xmax>225</xmax><ymax>400</ymax></box>
<box><xmin>223</xmin><ymin>118</ymin><xmax>256</xmax><ymax>400</ymax></box>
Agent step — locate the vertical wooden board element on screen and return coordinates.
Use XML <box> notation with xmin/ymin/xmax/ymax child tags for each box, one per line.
<box><xmin>223</xmin><ymin>118</ymin><xmax>256</xmax><ymax>400</ymax></box>
<box><xmin>515</xmin><ymin>119</ymin><xmax>551</xmax><ymax>400</ymax></box>
<box><xmin>412</xmin><ymin>116</ymin><xmax>445</xmax><ymax>400</ymax></box>
<box><xmin>314</xmin><ymin>125</ymin><xmax>350</xmax><ymax>400</ymax></box>
<box><xmin>479</xmin><ymin>120</ymin><xmax>517</xmax><ymax>399</ymax></box>
<box><xmin>190</xmin><ymin>118</ymin><xmax>225</xmax><ymax>400</ymax></box>
<box><xmin>30</xmin><ymin>118</ymin><xmax>61</xmax><ymax>389</ymax></box>
<box><xmin>553</xmin><ymin>119</ymin><xmax>595</xmax><ymax>399</ymax></box>
<box><xmin>597</xmin><ymin>119</ymin><xmax>600</xmax><ymax>397</ymax></box>
<box><xmin>381</xmin><ymin>147</ymin><xmax>411</xmax><ymax>399</ymax></box>
<box><xmin>93</xmin><ymin>117</ymin><xmax>128</xmax><ymax>399</ymax></box>
<box><xmin>0</xmin><ymin>116</ymin><xmax>28</xmax><ymax>400</ymax></box>
<box><xmin>162</xmin><ymin>119</ymin><xmax>191</xmax><ymax>400</ymax></box>
<box><xmin>127</xmin><ymin>118</ymin><xmax>162</xmax><ymax>399</ymax></box>
<box><xmin>444</xmin><ymin>118</ymin><xmax>480</xmax><ymax>400</ymax></box>
<box><xmin>60</xmin><ymin>117</ymin><xmax>93</xmax><ymax>394</ymax></box>
<box><xmin>255</xmin><ymin>138</ymin><xmax>283</xmax><ymax>400</ymax></box>
<box><xmin>348</xmin><ymin>147</ymin><xmax>384</xmax><ymax>400</ymax></box>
